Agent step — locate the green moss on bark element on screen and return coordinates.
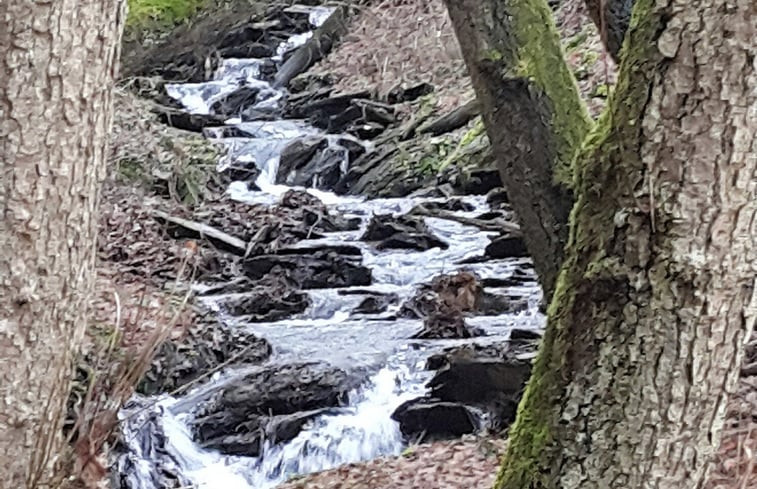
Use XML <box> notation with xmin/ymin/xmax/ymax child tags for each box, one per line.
<box><xmin>493</xmin><ymin>0</ymin><xmax>666</xmax><ymax>487</ymax></box>
<box><xmin>509</xmin><ymin>0</ymin><xmax>592</xmax><ymax>187</ymax></box>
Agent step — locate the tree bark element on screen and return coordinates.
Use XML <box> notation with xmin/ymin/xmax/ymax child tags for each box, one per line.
<box><xmin>0</xmin><ymin>1</ymin><xmax>125</xmax><ymax>487</ymax></box>
<box><xmin>495</xmin><ymin>0</ymin><xmax>757</xmax><ymax>487</ymax></box>
<box><xmin>585</xmin><ymin>0</ymin><xmax>634</xmax><ymax>62</ymax></box>
<box><xmin>583</xmin><ymin>0</ymin><xmax>634</xmax><ymax>61</ymax></box>
<box><xmin>443</xmin><ymin>0</ymin><xmax>592</xmax><ymax>299</ymax></box>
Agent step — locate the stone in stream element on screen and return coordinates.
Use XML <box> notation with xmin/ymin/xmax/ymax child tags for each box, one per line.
<box><xmin>360</xmin><ymin>214</ymin><xmax>448</xmax><ymax>251</ymax></box>
<box><xmin>411</xmin><ymin>308</ymin><xmax>484</xmax><ymax>340</ymax></box>
<box><xmin>391</xmin><ymin>399</ymin><xmax>480</xmax><ymax>440</ymax></box>
<box><xmin>278</xmin><ymin>189</ymin><xmax>362</xmax><ymax>232</ymax></box>
<box><xmin>209</xmin><ymin>286</ymin><xmax>310</xmax><ymax>322</ymax></box>
<box><xmin>193</xmin><ymin>362</ymin><xmax>364</xmax><ymax>457</ymax></box>
<box><xmin>485</xmin><ymin>235</ymin><xmax>529</xmax><ymax>259</ymax></box>
<box><xmin>392</xmin><ymin>341</ymin><xmax>534</xmax><ymax>441</ymax></box>
<box><xmin>138</xmin><ymin>319</ymin><xmax>272</xmax><ymax>396</ymax></box>
<box><xmin>277</xmin><ymin>136</ymin><xmax>327</xmax><ymax>183</ymax></box>
<box><xmin>243</xmin><ymin>248</ymin><xmax>372</xmax><ymax>289</ymax></box>
<box><xmin>401</xmin><ymin>271</ymin><xmax>527</xmax><ymax>319</ymax></box>
<box><xmin>276</xmin><ymin>136</ymin><xmax>350</xmax><ymax>190</ymax></box>
<box><xmin>352</xmin><ymin>292</ymin><xmax>399</xmax><ymax>315</ymax></box>
<box><xmin>209</xmin><ymin>86</ymin><xmax>263</xmax><ymax>117</ymax></box>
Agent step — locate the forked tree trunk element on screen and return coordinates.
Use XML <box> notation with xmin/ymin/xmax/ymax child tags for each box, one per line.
<box><xmin>0</xmin><ymin>1</ymin><xmax>125</xmax><ymax>487</ymax></box>
<box><xmin>444</xmin><ymin>0</ymin><xmax>592</xmax><ymax>299</ymax></box>
<box><xmin>494</xmin><ymin>0</ymin><xmax>757</xmax><ymax>487</ymax></box>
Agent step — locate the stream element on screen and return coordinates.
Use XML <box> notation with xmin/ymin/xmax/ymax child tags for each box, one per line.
<box><xmin>115</xmin><ymin>7</ymin><xmax>544</xmax><ymax>489</ymax></box>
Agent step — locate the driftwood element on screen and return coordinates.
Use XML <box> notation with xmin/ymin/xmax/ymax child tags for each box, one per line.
<box><xmin>417</xmin><ymin>98</ymin><xmax>481</xmax><ymax>136</ymax></box>
<box><xmin>273</xmin><ymin>7</ymin><xmax>349</xmax><ymax>88</ymax></box>
<box><xmin>152</xmin><ymin>210</ymin><xmax>248</xmax><ymax>255</ymax></box>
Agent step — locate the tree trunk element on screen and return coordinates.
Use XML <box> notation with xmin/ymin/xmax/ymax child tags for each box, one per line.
<box><xmin>583</xmin><ymin>0</ymin><xmax>634</xmax><ymax>60</ymax></box>
<box><xmin>443</xmin><ymin>0</ymin><xmax>592</xmax><ymax>299</ymax></box>
<box><xmin>0</xmin><ymin>1</ymin><xmax>125</xmax><ymax>487</ymax></box>
<box><xmin>495</xmin><ymin>0</ymin><xmax>757</xmax><ymax>488</ymax></box>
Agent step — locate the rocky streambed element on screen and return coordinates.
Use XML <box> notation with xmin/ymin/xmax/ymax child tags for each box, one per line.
<box><xmin>113</xmin><ymin>5</ymin><xmax>545</xmax><ymax>489</ymax></box>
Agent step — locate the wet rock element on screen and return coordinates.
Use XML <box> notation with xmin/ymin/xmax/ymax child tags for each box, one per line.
<box><xmin>476</xmin><ymin>291</ymin><xmax>530</xmax><ymax>316</ymax></box>
<box><xmin>193</xmin><ymin>362</ymin><xmax>363</xmax><ymax>456</ymax></box>
<box><xmin>411</xmin><ymin>308</ymin><xmax>484</xmax><ymax>339</ymax></box>
<box><xmin>243</xmin><ymin>250</ymin><xmax>372</xmax><ymax>289</ymax></box>
<box><xmin>426</xmin><ymin>357</ymin><xmax>530</xmax><ymax>402</ymax></box>
<box><xmin>361</xmin><ymin>214</ymin><xmax>448</xmax><ymax>251</ymax></box>
<box><xmin>391</xmin><ymin>399</ymin><xmax>479</xmax><ymax>440</ymax></box>
<box><xmin>276</xmin><ymin>136</ymin><xmax>327</xmax><ymax>184</ymax></box>
<box><xmin>208</xmin><ymin>286</ymin><xmax>310</xmax><ymax>322</ymax></box>
<box><xmin>219</xmin><ymin>163</ymin><xmax>262</xmax><ymax>186</ymax></box>
<box><xmin>509</xmin><ymin>328</ymin><xmax>543</xmax><ymax>341</ymax></box>
<box><xmin>351</xmin><ymin>121</ymin><xmax>386</xmax><ymax>139</ymax></box>
<box><xmin>396</xmin><ymin>341</ymin><xmax>534</xmax><ymax>441</ymax></box>
<box><xmin>485</xmin><ymin>235</ymin><xmax>529</xmax><ymax>259</ymax></box>
<box><xmin>288</xmin><ymin>91</ymin><xmax>370</xmax><ymax>120</ymax></box>
<box><xmin>485</xmin><ymin>187</ymin><xmax>509</xmax><ymax>208</ymax></box>
<box><xmin>209</xmin><ymin>86</ymin><xmax>263</xmax><ymax>117</ymax></box>
<box><xmin>218</xmin><ymin>42</ymin><xmax>274</xmax><ymax>60</ymax></box>
<box><xmin>138</xmin><ymin>320</ymin><xmax>272</xmax><ymax>396</ymax></box>
<box><xmin>153</xmin><ymin>104</ymin><xmax>227</xmax><ymax>133</ymax></box>
<box><xmin>278</xmin><ymin>189</ymin><xmax>361</xmax><ymax>232</ymax></box>
<box><xmin>407</xmin><ymin>184</ymin><xmax>456</xmax><ymax>199</ymax></box>
<box><xmin>285</xmin><ymin>142</ymin><xmax>350</xmax><ymax>190</ymax></box>
<box><xmin>400</xmin><ymin>271</ymin><xmax>479</xmax><ymax>319</ymax></box>
<box><xmin>352</xmin><ymin>292</ymin><xmax>399</xmax><ymax>315</ymax></box>
<box><xmin>416</xmin><ymin>198</ymin><xmax>475</xmax><ymax>213</ymax></box>
<box><xmin>458</xmin><ymin>168</ymin><xmax>502</xmax><ymax>195</ymax></box>
<box><xmin>387</xmin><ymin>82</ymin><xmax>435</xmax><ymax>104</ymax></box>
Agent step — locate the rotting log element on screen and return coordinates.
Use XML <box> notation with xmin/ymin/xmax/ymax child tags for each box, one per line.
<box><xmin>444</xmin><ymin>0</ymin><xmax>593</xmax><ymax>299</ymax></box>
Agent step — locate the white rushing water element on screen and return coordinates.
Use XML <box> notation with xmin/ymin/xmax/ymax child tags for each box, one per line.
<box><xmin>116</xmin><ymin>6</ymin><xmax>543</xmax><ymax>489</ymax></box>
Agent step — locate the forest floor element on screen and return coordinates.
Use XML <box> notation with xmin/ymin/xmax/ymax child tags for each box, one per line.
<box><xmin>82</xmin><ymin>0</ymin><xmax>757</xmax><ymax>487</ymax></box>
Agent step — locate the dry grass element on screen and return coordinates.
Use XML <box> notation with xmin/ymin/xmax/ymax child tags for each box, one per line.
<box><xmin>65</xmin><ymin>255</ymin><xmax>196</xmax><ymax>488</ymax></box>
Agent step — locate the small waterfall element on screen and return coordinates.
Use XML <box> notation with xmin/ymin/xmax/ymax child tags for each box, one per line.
<box><xmin>247</xmin><ymin>366</ymin><xmax>428</xmax><ymax>488</ymax></box>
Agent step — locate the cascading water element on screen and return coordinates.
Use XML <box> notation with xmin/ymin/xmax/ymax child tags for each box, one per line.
<box><xmin>116</xmin><ymin>6</ymin><xmax>544</xmax><ymax>489</ymax></box>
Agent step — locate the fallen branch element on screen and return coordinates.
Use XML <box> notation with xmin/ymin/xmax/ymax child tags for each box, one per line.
<box><xmin>152</xmin><ymin>210</ymin><xmax>247</xmax><ymax>255</ymax></box>
<box><xmin>417</xmin><ymin>98</ymin><xmax>481</xmax><ymax>136</ymax></box>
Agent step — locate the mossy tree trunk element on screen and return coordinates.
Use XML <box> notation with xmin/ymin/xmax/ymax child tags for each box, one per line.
<box><xmin>444</xmin><ymin>0</ymin><xmax>592</xmax><ymax>299</ymax></box>
<box><xmin>0</xmin><ymin>1</ymin><xmax>125</xmax><ymax>487</ymax></box>
<box><xmin>490</xmin><ymin>0</ymin><xmax>757</xmax><ymax>488</ymax></box>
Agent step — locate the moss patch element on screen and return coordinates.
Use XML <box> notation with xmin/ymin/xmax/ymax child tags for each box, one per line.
<box><xmin>509</xmin><ymin>0</ymin><xmax>593</xmax><ymax>187</ymax></box>
<box><xmin>126</xmin><ymin>0</ymin><xmax>207</xmax><ymax>32</ymax></box>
